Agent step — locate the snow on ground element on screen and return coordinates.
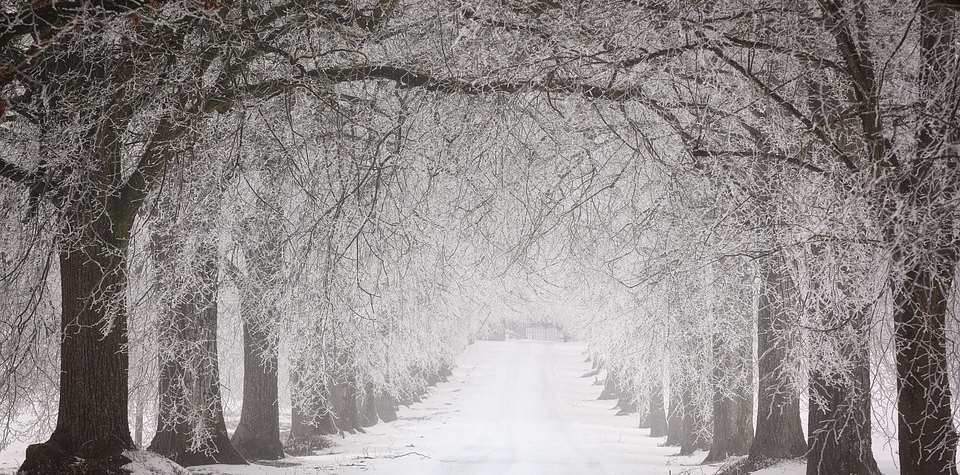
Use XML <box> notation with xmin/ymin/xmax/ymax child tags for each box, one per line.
<box><xmin>0</xmin><ymin>340</ymin><xmax>903</xmax><ymax>475</ymax></box>
<box><xmin>123</xmin><ymin>450</ymin><xmax>191</xmax><ymax>475</ymax></box>
<box><xmin>0</xmin><ymin>441</ymin><xmax>27</xmax><ymax>474</ymax></box>
<box><xmin>194</xmin><ymin>340</ymin><xmax>718</xmax><ymax>475</ymax></box>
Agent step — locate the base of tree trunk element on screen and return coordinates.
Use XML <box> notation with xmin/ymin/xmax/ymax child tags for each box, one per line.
<box><xmin>359</xmin><ymin>384</ymin><xmax>379</xmax><ymax>428</ymax></box>
<box><xmin>19</xmin><ymin>443</ymin><xmax>132</xmax><ymax>475</ymax></box>
<box><xmin>714</xmin><ymin>456</ymin><xmax>802</xmax><ymax>475</ymax></box>
<box><xmin>283</xmin><ymin>435</ymin><xmax>332</xmax><ymax>456</ymax></box>
<box><xmin>598</xmin><ymin>376</ymin><xmax>620</xmax><ymax>400</ymax></box>
<box><xmin>615</xmin><ymin>397</ymin><xmax>637</xmax><ymax>416</ymax></box>
<box><xmin>438</xmin><ymin>364</ymin><xmax>453</xmax><ymax>382</ymax></box>
<box><xmin>149</xmin><ymin>429</ymin><xmax>246</xmax><ymax>467</ymax></box>
<box><xmin>376</xmin><ymin>394</ymin><xmax>400</xmax><ymax>423</ymax></box>
<box><xmin>231</xmin><ymin>422</ymin><xmax>285</xmax><ymax>461</ymax></box>
<box><xmin>648</xmin><ymin>385</ymin><xmax>668</xmax><ymax>437</ymax></box>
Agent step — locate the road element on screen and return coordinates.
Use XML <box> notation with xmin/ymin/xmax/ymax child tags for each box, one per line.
<box><xmin>338</xmin><ymin>340</ymin><xmax>710</xmax><ymax>475</ymax></box>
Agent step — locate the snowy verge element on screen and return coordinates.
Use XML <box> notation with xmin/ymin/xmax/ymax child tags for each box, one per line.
<box><xmin>122</xmin><ymin>450</ymin><xmax>191</xmax><ymax>475</ymax></box>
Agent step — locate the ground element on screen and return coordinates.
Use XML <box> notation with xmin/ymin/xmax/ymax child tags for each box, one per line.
<box><xmin>1</xmin><ymin>340</ymin><xmax>902</xmax><ymax>474</ymax></box>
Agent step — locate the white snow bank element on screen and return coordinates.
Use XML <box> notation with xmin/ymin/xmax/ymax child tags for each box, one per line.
<box><xmin>122</xmin><ymin>450</ymin><xmax>190</xmax><ymax>475</ymax></box>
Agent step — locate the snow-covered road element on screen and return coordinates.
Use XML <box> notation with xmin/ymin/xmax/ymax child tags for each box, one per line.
<box><xmin>311</xmin><ymin>340</ymin><xmax>713</xmax><ymax>475</ymax></box>
<box><xmin>370</xmin><ymin>340</ymin><xmax>613</xmax><ymax>474</ymax></box>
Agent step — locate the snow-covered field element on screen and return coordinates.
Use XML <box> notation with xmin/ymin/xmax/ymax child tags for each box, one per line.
<box><xmin>0</xmin><ymin>340</ymin><xmax>902</xmax><ymax>475</ymax></box>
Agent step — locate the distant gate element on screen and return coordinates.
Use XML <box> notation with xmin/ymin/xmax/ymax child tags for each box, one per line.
<box><xmin>524</xmin><ymin>326</ymin><xmax>564</xmax><ymax>342</ymax></box>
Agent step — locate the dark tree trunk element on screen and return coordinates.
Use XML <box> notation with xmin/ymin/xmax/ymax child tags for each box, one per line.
<box><xmin>315</xmin><ymin>375</ymin><xmax>363</xmax><ymax>435</ymax></box>
<box><xmin>231</xmin><ymin>199</ymin><xmax>284</xmax><ymax>461</ymax></box>
<box><xmin>438</xmin><ymin>364</ymin><xmax>453</xmax><ymax>382</ymax></box>
<box><xmin>616</xmin><ymin>395</ymin><xmax>638</xmax><ymax>416</ymax></box>
<box><xmin>888</xmin><ymin>4</ymin><xmax>960</xmax><ymax>475</ymax></box>
<box><xmin>892</xmin><ymin>263</ymin><xmax>958</xmax><ymax>475</ymax></box>
<box><xmin>638</xmin><ymin>411</ymin><xmax>649</xmax><ymax>428</ymax></box>
<box><xmin>341</xmin><ymin>376</ymin><xmax>362</xmax><ymax>432</ymax></box>
<box><xmin>679</xmin><ymin>390</ymin><xmax>709</xmax><ymax>456</ymax></box>
<box><xmin>359</xmin><ymin>382</ymin><xmax>379</xmax><ymax>428</ymax></box>
<box><xmin>598</xmin><ymin>374</ymin><xmax>620</xmax><ymax>400</ymax></box>
<box><xmin>285</xmin><ymin>369</ymin><xmax>331</xmax><ymax>456</ymax></box>
<box><xmin>375</xmin><ymin>393</ymin><xmax>399</xmax><ymax>423</ymax></box>
<box><xmin>704</xmin><ymin>332</ymin><xmax>754</xmax><ymax>463</ymax></box>
<box><xmin>21</xmin><ymin>211</ymin><xmax>137</xmax><ymax>474</ymax></box>
<box><xmin>665</xmin><ymin>388</ymin><xmax>683</xmax><ymax>447</ymax></box>
<box><xmin>648</xmin><ymin>384</ymin><xmax>668</xmax><ymax>437</ymax></box>
<box><xmin>705</xmin><ymin>268</ymin><xmax>754</xmax><ymax>464</ymax></box>
<box><xmin>804</xmin><ymin>244</ymin><xmax>879</xmax><ymax>475</ymax></box>
<box><xmin>231</xmin><ymin>320</ymin><xmax>284</xmax><ymax>460</ymax></box>
<box><xmin>149</xmin><ymin>242</ymin><xmax>245</xmax><ymax>466</ymax></box>
<box><xmin>747</xmin><ymin>255</ymin><xmax>806</xmax><ymax>463</ymax></box>
<box><xmin>807</xmin><ymin>353</ymin><xmax>880</xmax><ymax>475</ymax></box>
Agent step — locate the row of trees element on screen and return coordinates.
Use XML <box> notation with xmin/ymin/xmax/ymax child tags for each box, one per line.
<box><xmin>1</xmin><ymin>1</ymin><xmax>958</xmax><ymax>474</ymax></box>
<box><xmin>569</xmin><ymin>2</ymin><xmax>960</xmax><ymax>475</ymax></box>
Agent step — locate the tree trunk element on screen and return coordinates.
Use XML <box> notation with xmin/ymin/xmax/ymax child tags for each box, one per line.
<box><xmin>648</xmin><ymin>384</ymin><xmax>668</xmax><ymax>437</ymax></box>
<box><xmin>359</xmin><ymin>382</ymin><xmax>379</xmax><ymax>428</ymax></box>
<box><xmin>341</xmin><ymin>375</ymin><xmax>362</xmax><ymax>432</ymax></box>
<box><xmin>704</xmin><ymin>331</ymin><xmax>754</xmax><ymax>464</ymax></box>
<box><xmin>747</xmin><ymin>255</ymin><xmax>806</xmax><ymax>463</ymax></box>
<box><xmin>679</xmin><ymin>390</ymin><xmax>709</xmax><ymax>456</ymax></box>
<box><xmin>231</xmin><ymin>202</ymin><xmax>285</xmax><ymax>461</ymax></box>
<box><xmin>892</xmin><ymin>263</ymin><xmax>958</xmax><ymax>475</ymax></box>
<box><xmin>231</xmin><ymin>320</ymin><xmax>284</xmax><ymax>460</ymax></box>
<box><xmin>20</xmin><ymin>214</ymin><xmax>136</xmax><ymax>474</ymax></box>
<box><xmin>638</xmin><ymin>410</ymin><xmax>649</xmax><ymax>428</ymax></box>
<box><xmin>375</xmin><ymin>393</ymin><xmax>399</xmax><ymax>423</ymax></box>
<box><xmin>598</xmin><ymin>374</ymin><xmax>620</xmax><ymax>400</ymax></box>
<box><xmin>889</xmin><ymin>4</ymin><xmax>960</xmax><ymax>475</ymax></box>
<box><xmin>149</xmin><ymin>241</ymin><xmax>245</xmax><ymax>466</ymax></box>
<box><xmin>665</xmin><ymin>387</ymin><xmax>683</xmax><ymax>446</ymax></box>
<box><xmin>286</xmin><ymin>369</ymin><xmax>331</xmax><ymax>456</ymax></box>
<box><xmin>803</xmin><ymin>243</ymin><xmax>879</xmax><ymax>475</ymax></box>
<box><xmin>807</xmin><ymin>349</ymin><xmax>880</xmax><ymax>475</ymax></box>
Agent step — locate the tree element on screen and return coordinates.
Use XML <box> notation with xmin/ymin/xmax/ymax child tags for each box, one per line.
<box><xmin>230</xmin><ymin>165</ymin><xmax>286</xmax><ymax>460</ymax></box>
<box><xmin>703</xmin><ymin>263</ymin><xmax>754</xmax><ymax>464</ymax></box>
<box><xmin>147</xmin><ymin>148</ymin><xmax>244</xmax><ymax>466</ymax></box>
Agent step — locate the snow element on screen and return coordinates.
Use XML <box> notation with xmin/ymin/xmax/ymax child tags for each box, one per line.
<box><xmin>0</xmin><ymin>340</ymin><xmax>904</xmax><ymax>475</ymax></box>
<box><xmin>194</xmin><ymin>340</ymin><xmax>718</xmax><ymax>475</ymax></box>
<box><xmin>123</xmin><ymin>450</ymin><xmax>191</xmax><ymax>475</ymax></box>
<box><xmin>0</xmin><ymin>441</ymin><xmax>27</xmax><ymax>474</ymax></box>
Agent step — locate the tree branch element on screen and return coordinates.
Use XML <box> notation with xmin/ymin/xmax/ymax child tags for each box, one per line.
<box><xmin>0</xmin><ymin>158</ymin><xmax>32</xmax><ymax>186</ymax></box>
<box><xmin>709</xmin><ymin>47</ymin><xmax>858</xmax><ymax>170</ymax></box>
<box><xmin>115</xmin><ymin>115</ymin><xmax>188</xmax><ymax>224</ymax></box>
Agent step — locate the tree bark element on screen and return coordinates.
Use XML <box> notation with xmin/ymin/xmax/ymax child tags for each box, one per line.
<box><xmin>665</xmin><ymin>385</ymin><xmax>683</xmax><ymax>447</ymax></box>
<box><xmin>598</xmin><ymin>374</ymin><xmax>620</xmax><ymax>401</ymax></box>
<box><xmin>375</xmin><ymin>393</ymin><xmax>399</xmax><ymax>423</ymax></box>
<box><xmin>704</xmin><ymin>331</ymin><xmax>753</xmax><ymax>463</ymax></box>
<box><xmin>648</xmin><ymin>384</ymin><xmax>668</xmax><ymax>437</ymax></box>
<box><xmin>231</xmin><ymin>319</ymin><xmax>284</xmax><ymax>460</ymax></box>
<box><xmin>888</xmin><ymin>4</ymin><xmax>960</xmax><ymax>475</ymax></box>
<box><xmin>321</xmin><ymin>377</ymin><xmax>362</xmax><ymax>434</ymax></box>
<box><xmin>286</xmin><ymin>369</ymin><xmax>332</xmax><ymax>456</ymax></box>
<box><xmin>231</xmin><ymin>196</ymin><xmax>285</xmax><ymax>461</ymax></box>
<box><xmin>679</xmin><ymin>390</ymin><xmax>709</xmax><ymax>456</ymax></box>
<box><xmin>892</xmin><ymin>262</ymin><xmax>958</xmax><ymax>475</ymax></box>
<box><xmin>20</xmin><ymin>207</ymin><xmax>137</xmax><ymax>474</ymax></box>
<box><xmin>803</xmin><ymin>244</ymin><xmax>880</xmax><ymax>475</ymax></box>
<box><xmin>747</xmin><ymin>254</ymin><xmax>806</xmax><ymax>463</ymax></box>
<box><xmin>807</xmin><ymin>349</ymin><xmax>880</xmax><ymax>475</ymax></box>
<box><xmin>359</xmin><ymin>382</ymin><xmax>379</xmax><ymax>428</ymax></box>
<box><xmin>149</xmin><ymin>241</ymin><xmax>245</xmax><ymax>466</ymax></box>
